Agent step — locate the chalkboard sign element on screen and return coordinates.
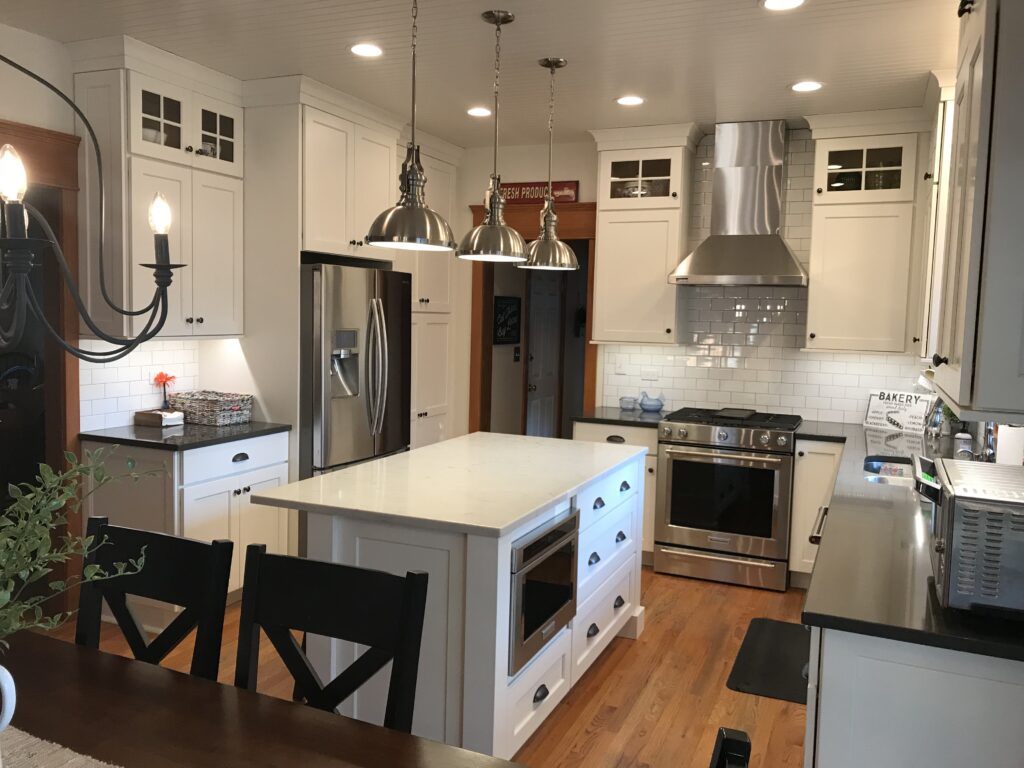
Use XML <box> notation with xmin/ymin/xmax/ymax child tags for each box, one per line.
<box><xmin>493</xmin><ymin>296</ymin><xmax>521</xmax><ymax>345</ymax></box>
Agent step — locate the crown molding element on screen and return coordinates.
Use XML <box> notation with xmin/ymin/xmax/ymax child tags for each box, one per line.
<box><xmin>805</xmin><ymin>107</ymin><xmax>933</xmax><ymax>139</ymax></box>
<box><xmin>589</xmin><ymin>122</ymin><xmax>702</xmax><ymax>152</ymax></box>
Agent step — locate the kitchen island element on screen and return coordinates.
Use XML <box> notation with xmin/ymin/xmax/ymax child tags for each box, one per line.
<box><xmin>252</xmin><ymin>432</ymin><xmax>647</xmax><ymax>759</ymax></box>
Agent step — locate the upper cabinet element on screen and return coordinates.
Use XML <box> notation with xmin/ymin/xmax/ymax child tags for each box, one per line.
<box><xmin>128</xmin><ymin>71</ymin><xmax>243</xmax><ymax>177</ymax></box>
<box><xmin>598</xmin><ymin>147</ymin><xmax>684</xmax><ymax>210</ymax></box>
<box><xmin>812</xmin><ymin>134</ymin><xmax>917</xmax><ymax>205</ymax></box>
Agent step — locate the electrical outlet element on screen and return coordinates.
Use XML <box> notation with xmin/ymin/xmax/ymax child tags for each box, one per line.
<box><xmin>641</xmin><ymin>367</ymin><xmax>660</xmax><ymax>382</ymax></box>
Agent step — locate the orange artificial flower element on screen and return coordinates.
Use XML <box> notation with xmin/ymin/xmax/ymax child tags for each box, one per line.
<box><xmin>153</xmin><ymin>371</ymin><xmax>176</xmax><ymax>386</ymax></box>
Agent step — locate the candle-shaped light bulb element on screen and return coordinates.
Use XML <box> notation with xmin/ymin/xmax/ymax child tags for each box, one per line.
<box><xmin>148</xmin><ymin>192</ymin><xmax>172</xmax><ymax>235</ymax></box>
<box><xmin>0</xmin><ymin>144</ymin><xmax>28</xmax><ymax>203</ymax></box>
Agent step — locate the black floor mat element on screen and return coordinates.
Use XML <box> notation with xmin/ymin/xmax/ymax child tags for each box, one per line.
<box><xmin>726</xmin><ymin>618</ymin><xmax>810</xmax><ymax>705</ymax></box>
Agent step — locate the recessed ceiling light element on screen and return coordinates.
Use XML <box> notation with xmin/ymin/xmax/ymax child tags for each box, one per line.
<box><xmin>761</xmin><ymin>0</ymin><xmax>806</xmax><ymax>10</ymax></box>
<box><xmin>792</xmin><ymin>80</ymin><xmax>823</xmax><ymax>92</ymax></box>
<box><xmin>616</xmin><ymin>95</ymin><xmax>644</xmax><ymax>106</ymax></box>
<box><xmin>467</xmin><ymin>106</ymin><xmax>492</xmax><ymax>117</ymax></box>
<box><xmin>351</xmin><ymin>43</ymin><xmax>383</xmax><ymax>58</ymax></box>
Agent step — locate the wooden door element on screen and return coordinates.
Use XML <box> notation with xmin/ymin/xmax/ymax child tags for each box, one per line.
<box><xmin>410</xmin><ymin>315</ymin><xmax>451</xmax><ymax>448</ymax></box>
<box><xmin>129</xmin><ymin>157</ymin><xmax>193</xmax><ymax>337</ymax></box>
<box><xmin>302</xmin><ymin>107</ymin><xmax>353</xmax><ymax>255</ymax></box>
<box><xmin>526</xmin><ymin>272</ymin><xmax>562</xmax><ymax>438</ymax></box>
<box><xmin>806</xmin><ymin>203</ymin><xmax>913</xmax><ymax>352</ymax></box>
<box><xmin>191</xmin><ymin>170</ymin><xmax>243</xmax><ymax>335</ymax></box>
<box><xmin>351</xmin><ymin>124</ymin><xmax>398</xmax><ymax>256</ymax></box>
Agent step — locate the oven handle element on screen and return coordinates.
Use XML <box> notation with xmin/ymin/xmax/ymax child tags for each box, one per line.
<box><xmin>657</xmin><ymin>547</ymin><xmax>779</xmax><ymax>569</ymax></box>
<box><xmin>809</xmin><ymin>505</ymin><xmax>829</xmax><ymax>545</ymax></box>
<box><xmin>663</xmin><ymin>447</ymin><xmax>785</xmax><ymax>470</ymax></box>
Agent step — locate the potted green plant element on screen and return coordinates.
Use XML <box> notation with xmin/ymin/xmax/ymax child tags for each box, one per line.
<box><xmin>0</xmin><ymin>449</ymin><xmax>145</xmax><ymax>733</ymax></box>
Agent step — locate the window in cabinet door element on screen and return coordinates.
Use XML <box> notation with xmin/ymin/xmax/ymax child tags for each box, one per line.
<box><xmin>609</xmin><ymin>158</ymin><xmax>673</xmax><ymax>201</ymax></box>
<box><xmin>814</xmin><ymin>134</ymin><xmax>917</xmax><ymax>204</ymax></box>
<box><xmin>140</xmin><ymin>89</ymin><xmax>183</xmax><ymax>151</ymax></box>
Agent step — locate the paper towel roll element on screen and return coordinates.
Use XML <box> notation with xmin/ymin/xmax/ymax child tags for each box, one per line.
<box><xmin>997</xmin><ymin>425</ymin><xmax>1024</xmax><ymax>465</ymax></box>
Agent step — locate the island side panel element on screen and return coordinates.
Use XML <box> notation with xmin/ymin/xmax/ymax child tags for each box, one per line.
<box><xmin>620</xmin><ymin>454</ymin><xmax>646</xmax><ymax>639</ymax></box>
<box><xmin>305</xmin><ymin>511</ymin><xmax>467</xmax><ymax>746</ymax></box>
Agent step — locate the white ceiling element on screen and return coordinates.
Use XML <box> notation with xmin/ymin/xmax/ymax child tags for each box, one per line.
<box><xmin>0</xmin><ymin>0</ymin><xmax>957</xmax><ymax>147</ymax></box>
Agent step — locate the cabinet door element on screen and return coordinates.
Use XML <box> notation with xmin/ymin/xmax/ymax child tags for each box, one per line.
<box><xmin>351</xmin><ymin>125</ymin><xmax>398</xmax><ymax>256</ymax></box>
<box><xmin>642</xmin><ymin>455</ymin><xmax>657</xmax><ymax>555</ymax></box>
<box><xmin>813</xmin><ymin>134</ymin><xmax>918</xmax><ymax>205</ymax></box>
<box><xmin>302</xmin><ymin>107</ymin><xmax>353</xmax><ymax>254</ymax></box>
<box><xmin>410</xmin><ymin>315</ymin><xmax>451</xmax><ymax>448</ymax></box>
<box><xmin>789</xmin><ymin>441</ymin><xmax>843</xmax><ymax>574</ymax></box>
<box><xmin>599</xmin><ymin>147</ymin><xmax>683</xmax><ymax>210</ymax></box>
<box><xmin>129</xmin><ymin>157</ymin><xmax>193</xmax><ymax>337</ymax></box>
<box><xmin>191</xmin><ymin>93</ymin><xmax>243</xmax><ymax>178</ymax></box>
<box><xmin>806</xmin><ymin>203</ymin><xmax>913</xmax><ymax>352</ymax></box>
<box><xmin>233</xmin><ymin>463</ymin><xmax>290</xmax><ymax>589</ymax></box>
<box><xmin>414</xmin><ymin>155</ymin><xmax>456</xmax><ymax>312</ymax></box>
<box><xmin>191</xmin><ymin>171</ymin><xmax>243</xmax><ymax>335</ymax></box>
<box><xmin>593</xmin><ymin>209</ymin><xmax>681</xmax><ymax>344</ymax></box>
<box><xmin>128</xmin><ymin>71</ymin><xmax>192</xmax><ymax>165</ymax></box>
<box><xmin>934</xmin><ymin>0</ymin><xmax>991</xmax><ymax>405</ymax></box>
<box><xmin>182</xmin><ymin>475</ymin><xmax>237</xmax><ymax>590</ymax></box>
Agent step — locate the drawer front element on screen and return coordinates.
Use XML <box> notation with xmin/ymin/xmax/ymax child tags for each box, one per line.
<box><xmin>578</xmin><ymin>495</ymin><xmax>638</xmax><ymax>603</ymax></box>
<box><xmin>571</xmin><ymin>554</ymin><xmax>635</xmax><ymax>685</ymax></box>
<box><xmin>578</xmin><ymin>459</ymin><xmax>640</xmax><ymax>532</ymax></box>
<box><xmin>502</xmin><ymin>628</ymin><xmax>572</xmax><ymax>757</ymax></box>
<box><xmin>182</xmin><ymin>432</ymin><xmax>289</xmax><ymax>486</ymax></box>
<box><xmin>573</xmin><ymin>422</ymin><xmax>658</xmax><ymax>455</ymax></box>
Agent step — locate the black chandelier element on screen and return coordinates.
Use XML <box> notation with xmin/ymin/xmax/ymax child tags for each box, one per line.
<box><xmin>0</xmin><ymin>54</ymin><xmax>184</xmax><ymax>365</ymax></box>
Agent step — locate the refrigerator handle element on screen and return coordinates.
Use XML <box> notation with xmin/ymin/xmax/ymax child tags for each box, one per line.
<box><xmin>375</xmin><ymin>297</ymin><xmax>389</xmax><ymax>435</ymax></box>
<box><xmin>373</xmin><ymin>298</ymin><xmax>386</xmax><ymax>435</ymax></box>
<box><xmin>364</xmin><ymin>301</ymin><xmax>377</xmax><ymax>432</ymax></box>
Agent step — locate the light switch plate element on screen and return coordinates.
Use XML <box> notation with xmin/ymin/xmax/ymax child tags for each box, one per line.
<box><xmin>614</xmin><ymin>354</ymin><xmax>628</xmax><ymax>375</ymax></box>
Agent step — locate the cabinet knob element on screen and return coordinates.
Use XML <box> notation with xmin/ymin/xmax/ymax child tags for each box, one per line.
<box><xmin>185</xmin><ymin>317</ymin><xmax>194</xmax><ymax>324</ymax></box>
<box><xmin>185</xmin><ymin>145</ymin><xmax>194</xmax><ymax>153</ymax></box>
<box><xmin>671</xmin><ymin>191</ymin><xmax>678</xmax><ymax>198</ymax></box>
<box><xmin>196</xmin><ymin>317</ymin><xmax>204</xmax><ymax>324</ymax></box>
<box><xmin>932</xmin><ymin>353</ymin><xmax>949</xmax><ymax>368</ymax></box>
<box><xmin>647</xmin><ymin>466</ymin><xmax>654</xmax><ymax>474</ymax></box>
<box><xmin>923</xmin><ymin>172</ymin><xmax>934</xmax><ymax>181</ymax></box>
<box><xmin>233</xmin><ymin>489</ymin><xmax>242</xmax><ymax>496</ymax></box>
<box><xmin>913</xmin><ymin>336</ymin><xmax>921</xmax><ymax>343</ymax></box>
<box><xmin>809</xmin><ymin>332</ymin><xmax>816</xmax><ymax>340</ymax></box>
<box><xmin>665</xmin><ymin>328</ymin><xmax>672</xmax><ymax>334</ymax></box>
<box><xmin>957</xmin><ymin>0</ymin><xmax>974</xmax><ymax>16</ymax></box>
<box><xmin>243</xmin><ymin>486</ymin><xmax>251</xmax><ymax>493</ymax></box>
<box><xmin>349</xmin><ymin>240</ymin><xmax>358</xmax><ymax>246</ymax></box>
<box><xmin>816</xmin><ymin>187</ymin><xmax>823</xmax><ymax>194</ymax></box>
<box><xmin>798</xmin><ymin>451</ymin><xmax>805</xmax><ymax>457</ymax></box>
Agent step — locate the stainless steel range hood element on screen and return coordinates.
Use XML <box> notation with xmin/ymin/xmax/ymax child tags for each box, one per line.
<box><xmin>670</xmin><ymin>120</ymin><xmax>808</xmax><ymax>286</ymax></box>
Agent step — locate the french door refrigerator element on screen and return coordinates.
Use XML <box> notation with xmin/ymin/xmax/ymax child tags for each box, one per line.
<box><xmin>300</xmin><ymin>257</ymin><xmax>411</xmax><ymax>479</ymax></box>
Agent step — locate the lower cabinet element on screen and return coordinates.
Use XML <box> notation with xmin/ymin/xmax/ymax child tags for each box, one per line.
<box><xmin>503</xmin><ymin>629</ymin><xmax>572</xmax><ymax>757</ymax></box>
<box><xmin>411</xmin><ymin>315</ymin><xmax>453</xmax><ymax>448</ymax></box>
<box><xmin>789</xmin><ymin>440</ymin><xmax>844</xmax><ymax>575</ymax></box>
<box><xmin>570</xmin><ymin>554</ymin><xmax>636</xmax><ymax>685</ymax></box>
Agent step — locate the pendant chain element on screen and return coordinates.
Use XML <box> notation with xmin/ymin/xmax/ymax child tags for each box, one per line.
<box><xmin>410</xmin><ymin>0</ymin><xmax>418</xmax><ymax>146</ymax></box>
<box><xmin>492</xmin><ymin>21</ymin><xmax>502</xmax><ymax>178</ymax></box>
<box><xmin>547</xmin><ymin>64</ymin><xmax>556</xmax><ymax>198</ymax></box>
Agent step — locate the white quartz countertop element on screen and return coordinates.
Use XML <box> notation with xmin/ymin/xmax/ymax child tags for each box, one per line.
<box><xmin>251</xmin><ymin>432</ymin><xmax>646</xmax><ymax>537</ymax></box>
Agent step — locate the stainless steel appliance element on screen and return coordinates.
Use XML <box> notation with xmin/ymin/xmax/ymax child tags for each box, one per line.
<box><xmin>914</xmin><ymin>456</ymin><xmax>1024</xmax><ymax>614</ymax></box>
<box><xmin>654</xmin><ymin>407</ymin><xmax>801</xmax><ymax>591</ymax></box>
<box><xmin>300</xmin><ymin>256</ymin><xmax>411</xmax><ymax>477</ymax></box>
<box><xmin>509</xmin><ymin>507</ymin><xmax>579</xmax><ymax>675</ymax></box>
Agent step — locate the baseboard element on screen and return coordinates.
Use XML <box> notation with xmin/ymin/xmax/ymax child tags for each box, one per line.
<box><xmin>788</xmin><ymin>570</ymin><xmax>811</xmax><ymax>590</ymax></box>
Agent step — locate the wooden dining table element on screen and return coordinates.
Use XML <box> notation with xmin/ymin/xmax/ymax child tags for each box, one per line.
<box><xmin>3</xmin><ymin>632</ymin><xmax>523</xmax><ymax>768</ymax></box>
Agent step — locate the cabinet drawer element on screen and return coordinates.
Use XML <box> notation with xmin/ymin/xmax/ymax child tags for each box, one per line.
<box><xmin>578</xmin><ymin>495</ymin><xmax>637</xmax><ymax>603</ymax></box>
<box><xmin>502</xmin><ymin>628</ymin><xmax>572</xmax><ymax>757</ymax></box>
<box><xmin>572</xmin><ymin>422</ymin><xmax>657</xmax><ymax>455</ymax></box>
<box><xmin>182</xmin><ymin>432</ymin><xmax>289</xmax><ymax>486</ymax></box>
<box><xmin>578</xmin><ymin>460</ymin><xmax>640</xmax><ymax>531</ymax></box>
<box><xmin>571</xmin><ymin>554</ymin><xmax>635</xmax><ymax>685</ymax></box>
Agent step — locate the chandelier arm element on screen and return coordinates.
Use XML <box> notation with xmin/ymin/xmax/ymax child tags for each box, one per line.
<box><xmin>0</xmin><ymin>274</ymin><xmax>16</xmax><ymax>309</ymax></box>
<box><xmin>0</xmin><ymin>276</ymin><xmax>29</xmax><ymax>348</ymax></box>
<box><xmin>0</xmin><ymin>54</ymin><xmax>152</xmax><ymax>318</ymax></box>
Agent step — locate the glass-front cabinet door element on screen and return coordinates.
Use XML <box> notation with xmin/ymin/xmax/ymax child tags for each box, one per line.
<box><xmin>129</xmin><ymin>71</ymin><xmax>193</xmax><ymax>165</ymax></box>
<box><xmin>813</xmin><ymin>134</ymin><xmax>918</xmax><ymax>204</ymax></box>
<box><xmin>191</xmin><ymin>94</ymin><xmax>244</xmax><ymax>178</ymax></box>
<box><xmin>599</xmin><ymin>147</ymin><xmax>684</xmax><ymax>210</ymax></box>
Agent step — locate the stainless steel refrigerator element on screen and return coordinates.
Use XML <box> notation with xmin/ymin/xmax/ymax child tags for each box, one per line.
<box><xmin>300</xmin><ymin>256</ymin><xmax>411</xmax><ymax>479</ymax></box>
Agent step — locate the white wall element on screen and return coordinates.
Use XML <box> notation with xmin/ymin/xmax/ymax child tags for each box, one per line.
<box><xmin>0</xmin><ymin>23</ymin><xmax>74</xmax><ymax>133</ymax></box>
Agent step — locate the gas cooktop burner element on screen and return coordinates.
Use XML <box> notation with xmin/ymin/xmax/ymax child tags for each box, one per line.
<box><xmin>662</xmin><ymin>407</ymin><xmax>802</xmax><ymax>431</ymax></box>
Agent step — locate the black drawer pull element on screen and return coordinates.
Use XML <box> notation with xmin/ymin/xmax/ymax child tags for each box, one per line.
<box><xmin>593</xmin><ymin>497</ymin><xmax>605</xmax><ymax>511</ymax></box>
<box><xmin>613</xmin><ymin>595</ymin><xmax>625</xmax><ymax>609</ymax></box>
<box><xmin>588</xmin><ymin>551</ymin><xmax>601</xmax><ymax>566</ymax></box>
<box><xmin>533</xmin><ymin>684</ymin><xmax>549</xmax><ymax>704</ymax></box>
<box><xmin>615</xmin><ymin>530</ymin><xmax>626</xmax><ymax>544</ymax></box>
<box><xmin>586</xmin><ymin>623</ymin><xmax>600</xmax><ymax>639</ymax></box>
<box><xmin>606</xmin><ymin>435</ymin><xmax>625</xmax><ymax>443</ymax></box>
<box><xmin>620</xmin><ymin>480</ymin><xmax>630</xmax><ymax>492</ymax></box>
<box><xmin>232</xmin><ymin>452</ymin><xmax>250</xmax><ymax>463</ymax></box>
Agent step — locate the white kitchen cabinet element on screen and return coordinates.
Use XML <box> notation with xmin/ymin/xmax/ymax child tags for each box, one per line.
<box><xmin>598</xmin><ymin>147</ymin><xmax>684</xmax><ymax>210</ymax></box>
<box><xmin>812</xmin><ymin>134</ymin><xmax>917</xmax><ymax>205</ymax></box>
<box><xmin>128</xmin><ymin>157</ymin><xmax>243</xmax><ymax>337</ymax></box>
<box><xmin>414</xmin><ymin>154</ymin><xmax>456</xmax><ymax>313</ymax></box>
<box><xmin>410</xmin><ymin>315</ymin><xmax>452</xmax><ymax>448</ymax></box>
<box><xmin>789</xmin><ymin>440</ymin><xmax>844</xmax><ymax>575</ymax></box>
<box><xmin>351</xmin><ymin>124</ymin><xmax>398</xmax><ymax>256</ymax></box>
<box><xmin>805</xmin><ymin>202</ymin><xmax>913</xmax><ymax>352</ymax></box>
<box><xmin>182</xmin><ymin>475</ymin><xmax>239</xmax><ymax>589</ymax></box>
<box><xmin>643</xmin><ymin>455</ymin><xmax>657</xmax><ymax>556</ymax></box>
<box><xmin>190</xmin><ymin>92</ymin><xmax>243</xmax><ymax>177</ymax></box>
<box><xmin>593</xmin><ymin>208</ymin><xmax>684</xmax><ymax>344</ymax></box>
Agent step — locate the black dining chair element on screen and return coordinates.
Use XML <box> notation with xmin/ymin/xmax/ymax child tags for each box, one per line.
<box><xmin>233</xmin><ymin>544</ymin><xmax>428</xmax><ymax>734</ymax></box>
<box><xmin>75</xmin><ymin>516</ymin><xmax>233</xmax><ymax>681</ymax></box>
<box><xmin>708</xmin><ymin>727</ymin><xmax>752</xmax><ymax>768</ymax></box>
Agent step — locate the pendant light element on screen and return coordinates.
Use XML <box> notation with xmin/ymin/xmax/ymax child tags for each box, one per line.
<box><xmin>520</xmin><ymin>58</ymin><xmax>578</xmax><ymax>271</ymax></box>
<box><xmin>365</xmin><ymin>0</ymin><xmax>456</xmax><ymax>252</ymax></box>
<box><xmin>458</xmin><ymin>11</ymin><xmax>527</xmax><ymax>263</ymax></box>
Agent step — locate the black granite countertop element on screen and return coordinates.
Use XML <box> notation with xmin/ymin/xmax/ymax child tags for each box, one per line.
<box><xmin>801</xmin><ymin>426</ymin><xmax>1024</xmax><ymax>662</ymax></box>
<box><xmin>79</xmin><ymin>421</ymin><xmax>292</xmax><ymax>452</ymax></box>
<box><xmin>573</xmin><ymin>406</ymin><xmax>664</xmax><ymax>428</ymax></box>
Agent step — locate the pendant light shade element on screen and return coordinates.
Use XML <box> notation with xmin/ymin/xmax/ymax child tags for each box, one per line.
<box><xmin>458</xmin><ymin>10</ymin><xmax>525</xmax><ymax>263</ymax></box>
<box><xmin>366</xmin><ymin>0</ymin><xmax>456</xmax><ymax>252</ymax></box>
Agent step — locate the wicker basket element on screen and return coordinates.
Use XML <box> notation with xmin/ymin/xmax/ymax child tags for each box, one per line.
<box><xmin>168</xmin><ymin>390</ymin><xmax>254</xmax><ymax>426</ymax></box>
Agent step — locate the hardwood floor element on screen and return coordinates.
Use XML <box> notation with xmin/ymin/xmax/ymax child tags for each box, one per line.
<box><xmin>49</xmin><ymin>569</ymin><xmax>806</xmax><ymax>767</ymax></box>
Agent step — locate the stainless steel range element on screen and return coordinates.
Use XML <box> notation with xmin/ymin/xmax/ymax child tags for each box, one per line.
<box><xmin>654</xmin><ymin>407</ymin><xmax>801</xmax><ymax>591</ymax></box>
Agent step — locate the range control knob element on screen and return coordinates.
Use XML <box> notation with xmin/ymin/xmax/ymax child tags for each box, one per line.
<box><xmin>776</xmin><ymin>435</ymin><xmax>789</xmax><ymax>447</ymax></box>
<box><xmin>717</xmin><ymin>430</ymin><xmax>729</xmax><ymax>441</ymax></box>
<box><xmin>677</xmin><ymin>427</ymin><xmax>689</xmax><ymax>439</ymax></box>
<box><xmin>661</xmin><ymin>425</ymin><xmax>672</xmax><ymax>437</ymax></box>
<box><xmin>759</xmin><ymin>433</ymin><xmax>771</xmax><ymax>446</ymax></box>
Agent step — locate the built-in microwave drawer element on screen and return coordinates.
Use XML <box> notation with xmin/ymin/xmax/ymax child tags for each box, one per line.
<box><xmin>181</xmin><ymin>432</ymin><xmax>289</xmax><ymax>486</ymax></box>
<box><xmin>502</xmin><ymin>628</ymin><xmax>572</xmax><ymax>757</ymax></box>
<box><xmin>577</xmin><ymin>460</ymin><xmax>640</xmax><ymax>532</ymax></box>
<box><xmin>578</xmin><ymin>495</ymin><xmax>637</xmax><ymax>603</ymax></box>
<box><xmin>572</xmin><ymin>422</ymin><xmax>658</xmax><ymax>455</ymax></box>
<box><xmin>571</xmin><ymin>553</ymin><xmax>635</xmax><ymax>685</ymax></box>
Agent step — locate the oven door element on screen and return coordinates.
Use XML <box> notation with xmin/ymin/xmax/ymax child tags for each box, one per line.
<box><xmin>656</xmin><ymin>443</ymin><xmax>793</xmax><ymax>560</ymax></box>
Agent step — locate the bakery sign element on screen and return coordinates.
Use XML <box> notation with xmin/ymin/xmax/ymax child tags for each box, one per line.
<box><xmin>863</xmin><ymin>389</ymin><xmax>937</xmax><ymax>434</ymax></box>
<box><xmin>501</xmin><ymin>180</ymin><xmax>579</xmax><ymax>204</ymax></box>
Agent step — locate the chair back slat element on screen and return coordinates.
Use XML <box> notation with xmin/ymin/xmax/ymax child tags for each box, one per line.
<box><xmin>234</xmin><ymin>544</ymin><xmax>428</xmax><ymax>733</ymax></box>
<box><xmin>74</xmin><ymin>517</ymin><xmax>233</xmax><ymax>681</ymax></box>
